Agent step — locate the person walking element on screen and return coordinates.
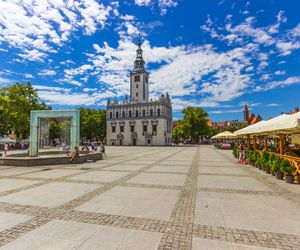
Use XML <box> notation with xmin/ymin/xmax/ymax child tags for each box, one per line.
<box><xmin>4</xmin><ymin>143</ymin><xmax>9</xmax><ymax>156</ymax></box>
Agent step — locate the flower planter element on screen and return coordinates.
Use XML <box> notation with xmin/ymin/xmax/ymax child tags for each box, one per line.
<box><xmin>265</xmin><ymin>168</ymin><xmax>271</xmax><ymax>174</ymax></box>
<box><xmin>276</xmin><ymin>171</ymin><xmax>284</xmax><ymax>180</ymax></box>
<box><xmin>285</xmin><ymin>175</ymin><xmax>294</xmax><ymax>184</ymax></box>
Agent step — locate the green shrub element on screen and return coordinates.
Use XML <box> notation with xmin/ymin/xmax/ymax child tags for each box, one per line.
<box><xmin>268</xmin><ymin>153</ymin><xmax>276</xmax><ymax>169</ymax></box>
<box><xmin>255</xmin><ymin>152</ymin><xmax>263</xmax><ymax>167</ymax></box>
<box><xmin>246</xmin><ymin>150</ymin><xmax>252</xmax><ymax>161</ymax></box>
<box><xmin>261</xmin><ymin>151</ymin><xmax>270</xmax><ymax>168</ymax></box>
<box><xmin>271</xmin><ymin>156</ymin><xmax>282</xmax><ymax>173</ymax></box>
<box><xmin>280</xmin><ymin>159</ymin><xmax>295</xmax><ymax>176</ymax></box>
<box><xmin>232</xmin><ymin>145</ymin><xmax>238</xmax><ymax>158</ymax></box>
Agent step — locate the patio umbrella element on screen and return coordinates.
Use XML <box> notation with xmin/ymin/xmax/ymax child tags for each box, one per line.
<box><xmin>0</xmin><ymin>137</ymin><xmax>16</xmax><ymax>144</ymax></box>
<box><xmin>211</xmin><ymin>131</ymin><xmax>237</xmax><ymax>139</ymax></box>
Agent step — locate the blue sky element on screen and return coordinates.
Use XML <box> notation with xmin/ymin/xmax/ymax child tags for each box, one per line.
<box><xmin>0</xmin><ymin>0</ymin><xmax>299</xmax><ymax>121</ymax></box>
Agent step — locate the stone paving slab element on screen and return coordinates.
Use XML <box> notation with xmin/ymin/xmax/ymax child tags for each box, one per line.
<box><xmin>0</xmin><ymin>219</ymin><xmax>162</xmax><ymax>250</ymax></box>
<box><xmin>0</xmin><ymin>182</ymin><xmax>100</xmax><ymax>208</ymax></box>
<box><xmin>76</xmin><ymin>186</ymin><xmax>180</xmax><ymax>221</ymax></box>
<box><xmin>126</xmin><ymin>173</ymin><xmax>187</xmax><ymax>186</ymax></box>
<box><xmin>147</xmin><ymin>165</ymin><xmax>190</xmax><ymax>173</ymax></box>
<box><xmin>198</xmin><ymin>175</ymin><xmax>272</xmax><ymax>192</ymax></box>
<box><xmin>21</xmin><ymin>169</ymin><xmax>85</xmax><ymax>179</ymax></box>
<box><xmin>192</xmin><ymin>238</ymin><xmax>272</xmax><ymax>250</ymax></box>
<box><xmin>198</xmin><ymin>166</ymin><xmax>249</xmax><ymax>175</ymax></box>
<box><xmin>0</xmin><ymin>212</ymin><xmax>31</xmax><ymax>232</ymax></box>
<box><xmin>0</xmin><ymin>179</ymin><xmax>41</xmax><ymax>193</ymax></box>
<box><xmin>104</xmin><ymin>164</ymin><xmax>148</xmax><ymax>171</ymax></box>
<box><xmin>68</xmin><ymin>171</ymin><xmax>130</xmax><ymax>182</ymax></box>
<box><xmin>0</xmin><ymin>167</ymin><xmax>41</xmax><ymax>176</ymax></box>
<box><xmin>0</xmin><ymin>145</ymin><xmax>299</xmax><ymax>250</ymax></box>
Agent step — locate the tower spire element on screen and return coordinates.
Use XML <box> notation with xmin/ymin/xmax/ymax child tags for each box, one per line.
<box><xmin>134</xmin><ymin>33</ymin><xmax>145</xmax><ymax>71</ymax></box>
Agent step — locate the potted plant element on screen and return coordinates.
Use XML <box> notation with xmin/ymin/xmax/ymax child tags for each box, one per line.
<box><xmin>246</xmin><ymin>150</ymin><xmax>255</xmax><ymax>166</ymax></box>
<box><xmin>253</xmin><ymin>151</ymin><xmax>259</xmax><ymax>167</ymax></box>
<box><xmin>256</xmin><ymin>153</ymin><xmax>263</xmax><ymax>170</ymax></box>
<box><xmin>232</xmin><ymin>145</ymin><xmax>238</xmax><ymax>158</ymax></box>
<box><xmin>268</xmin><ymin>153</ymin><xmax>276</xmax><ymax>176</ymax></box>
<box><xmin>280</xmin><ymin>159</ymin><xmax>295</xmax><ymax>184</ymax></box>
<box><xmin>261</xmin><ymin>151</ymin><xmax>270</xmax><ymax>173</ymax></box>
<box><xmin>272</xmin><ymin>156</ymin><xmax>284</xmax><ymax>180</ymax></box>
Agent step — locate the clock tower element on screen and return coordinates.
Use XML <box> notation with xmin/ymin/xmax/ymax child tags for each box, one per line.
<box><xmin>130</xmin><ymin>34</ymin><xmax>149</xmax><ymax>102</ymax></box>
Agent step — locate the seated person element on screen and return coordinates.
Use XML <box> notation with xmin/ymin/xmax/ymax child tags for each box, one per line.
<box><xmin>70</xmin><ymin>147</ymin><xmax>80</xmax><ymax>162</ymax></box>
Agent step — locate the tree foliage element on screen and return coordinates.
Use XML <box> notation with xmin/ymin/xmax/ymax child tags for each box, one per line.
<box><xmin>0</xmin><ymin>83</ymin><xmax>46</xmax><ymax>139</ymax></box>
<box><xmin>172</xmin><ymin>106</ymin><xmax>209</xmax><ymax>143</ymax></box>
<box><xmin>80</xmin><ymin>108</ymin><xmax>106</xmax><ymax>142</ymax></box>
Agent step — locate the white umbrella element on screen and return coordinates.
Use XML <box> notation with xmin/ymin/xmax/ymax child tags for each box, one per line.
<box><xmin>259</xmin><ymin>112</ymin><xmax>300</xmax><ymax>134</ymax></box>
<box><xmin>211</xmin><ymin>131</ymin><xmax>237</xmax><ymax>139</ymax></box>
<box><xmin>0</xmin><ymin>137</ymin><xmax>16</xmax><ymax>143</ymax></box>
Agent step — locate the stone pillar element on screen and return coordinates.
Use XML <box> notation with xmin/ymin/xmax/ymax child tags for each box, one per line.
<box><xmin>29</xmin><ymin>112</ymin><xmax>39</xmax><ymax>157</ymax></box>
<box><xmin>70</xmin><ymin>110</ymin><xmax>80</xmax><ymax>154</ymax></box>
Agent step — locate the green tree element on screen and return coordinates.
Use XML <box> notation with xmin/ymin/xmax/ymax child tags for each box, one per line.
<box><xmin>0</xmin><ymin>83</ymin><xmax>46</xmax><ymax>139</ymax></box>
<box><xmin>173</xmin><ymin>107</ymin><xmax>209</xmax><ymax>143</ymax></box>
<box><xmin>80</xmin><ymin>108</ymin><xmax>106</xmax><ymax>142</ymax></box>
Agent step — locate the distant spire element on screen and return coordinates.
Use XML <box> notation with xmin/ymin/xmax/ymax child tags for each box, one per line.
<box><xmin>134</xmin><ymin>33</ymin><xmax>145</xmax><ymax>70</ymax></box>
<box><xmin>138</xmin><ymin>32</ymin><xmax>142</xmax><ymax>47</ymax></box>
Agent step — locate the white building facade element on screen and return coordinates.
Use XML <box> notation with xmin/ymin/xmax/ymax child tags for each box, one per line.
<box><xmin>106</xmin><ymin>38</ymin><xmax>172</xmax><ymax>146</ymax></box>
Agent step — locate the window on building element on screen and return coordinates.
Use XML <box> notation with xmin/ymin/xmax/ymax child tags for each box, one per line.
<box><xmin>157</xmin><ymin>109</ymin><xmax>161</xmax><ymax>116</ymax></box>
<box><xmin>122</xmin><ymin>111</ymin><xmax>125</xmax><ymax>118</ymax></box>
<box><xmin>152</xmin><ymin>125</ymin><xmax>157</xmax><ymax>136</ymax></box>
<box><xmin>135</xmin><ymin>110</ymin><xmax>138</xmax><ymax>117</ymax></box>
<box><xmin>116</xmin><ymin>111</ymin><xmax>119</xmax><ymax>118</ymax></box>
<box><xmin>134</xmin><ymin>75</ymin><xmax>140</xmax><ymax>82</ymax></box>
<box><xmin>147</xmin><ymin>139</ymin><xmax>151</xmax><ymax>144</ymax></box>
<box><xmin>143</xmin><ymin>125</ymin><xmax>147</xmax><ymax>133</ymax></box>
<box><xmin>120</xmin><ymin>125</ymin><xmax>124</xmax><ymax>133</ymax></box>
<box><xmin>150</xmin><ymin>109</ymin><xmax>153</xmax><ymax>116</ymax></box>
<box><xmin>142</xmin><ymin>110</ymin><xmax>145</xmax><ymax>117</ymax></box>
<box><xmin>130</xmin><ymin>125</ymin><xmax>135</xmax><ymax>132</ymax></box>
<box><xmin>112</xmin><ymin>126</ymin><xmax>116</xmax><ymax>133</ymax></box>
<box><xmin>146</xmin><ymin>77</ymin><xmax>148</xmax><ymax>83</ymax></box>
<box><xmin>109</xmin><ymin>112</ymin><xmax>112</xmax><ymax>119</ymax></box>
<box><xmin>136</xmin><ymin>92</ymin><xmax>138</xmax><ymax>97</ymax></box>
<box><xmin>136</xmin><ymin>84</ymin><xmax>138</xmax><ymax>88</ymax></box>
<box><xmin>129</xmin><ymin>111</ymin><xmax>132</xmax><ymax>117</ymax></box>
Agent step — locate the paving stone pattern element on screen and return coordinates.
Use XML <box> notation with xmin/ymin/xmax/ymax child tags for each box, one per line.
<box><xmin>0</xmin><ymin>146</ymin><xmax>299</xmax><ymax>249</ymax></box>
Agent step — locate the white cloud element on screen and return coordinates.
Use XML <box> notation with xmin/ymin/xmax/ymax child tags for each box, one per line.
<box><xmin>135</xmin><ymin>0</ymin><xmax>151</xmax><ymax>6</ymax></box>
<box><xmin>24</xmin><ymin>74</ymin><xmax>34</xmax><ymax>78</ymax></box>
<box><xmin>274</xmin><ymin>70</ymin><xmax>286</xmax><ymax>76</ymax></box>
<box><xmin>18</xmin><ymin>49</ymin><xmax>47</xmax><ymax>62</ymax></box>
<box><xmin>210</xmin><ymin>109</ymin><xmax>243</xmax><ymax>114</ymax></box>
<box><xmin>73</xmin><ymin>38</ymin><xmax>253</xmax><ymax>105</ymax></box>
<box><xmin>38</xmin><ymin>70</ymin><xmax>57</xmax><ymax>76</ymax></box>
<box><xmin>0</xmin><ymin>77</ymin><xmax>11</xmax><ymax>85</ymax></box>
<box><xmin>134</xmin><ymin>0</ymin><xmax>178</xmax><ymax>15</ymax></box>
<box><xmin>256</xmin><ymin>76</ymin><xmax>300</xmax><ymax>91</ymax></box>
<box><xmin>266</xmin><ymin>103</ymin><xmax>280</xmax><ymax>107</ymax></box>
<box><xmin>0</xmin><ymin>0</ymin><xmax>115</xmax><ymax>61</ymax></box>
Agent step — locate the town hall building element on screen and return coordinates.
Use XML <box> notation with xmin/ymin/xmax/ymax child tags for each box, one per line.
<box><xmin>106</xmin><ymin>37</ymin><xmax>172</xmax><ymax>146</ymax></box>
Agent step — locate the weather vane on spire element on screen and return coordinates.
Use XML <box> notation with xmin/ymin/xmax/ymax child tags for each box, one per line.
<box><xmin>138</xmin><ymin>32</ymin><xmax>141</xmax><ymax>46</ymax></box>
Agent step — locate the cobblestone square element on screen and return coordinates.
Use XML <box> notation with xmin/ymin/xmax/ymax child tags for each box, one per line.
<box><xmin>0</xmin><ymin>145</ymin><xmax>299</xmax><ymax>249</ymax></box>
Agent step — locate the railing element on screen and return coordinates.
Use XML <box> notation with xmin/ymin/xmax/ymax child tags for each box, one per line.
<box><xmin>276</xmin><ymin>154</ymin><xmax>300</xmax><ymax>176</ymax></box>
<box><xmin>254</xmin><ymin>149</ymin><xmax>300</xmax><ymax>176</ymax></box>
